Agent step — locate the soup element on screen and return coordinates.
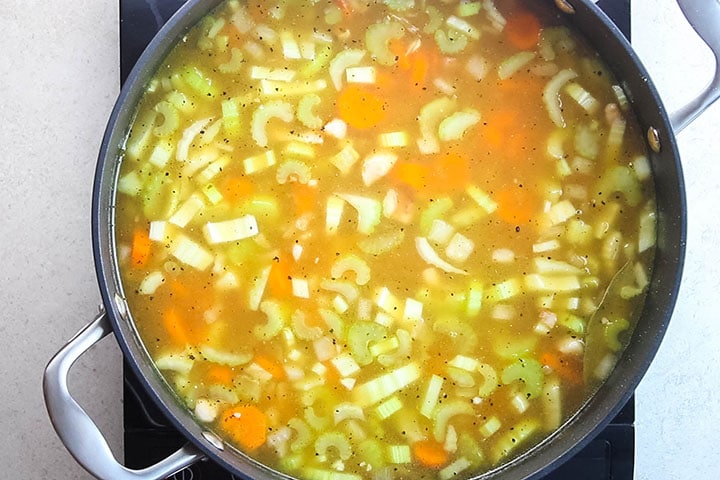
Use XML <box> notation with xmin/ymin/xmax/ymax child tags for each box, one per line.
<box><xmin>114</xmin><ymin>0</ymin><xmax>656</xmax><ymax>478</ymax></box>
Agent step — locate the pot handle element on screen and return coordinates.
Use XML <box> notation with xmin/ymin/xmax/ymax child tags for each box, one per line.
<box><xmin>43</xmin><ymin>311</ymin><xmax>205</xmax><ymax>480</ymax></box>
<box><xmin>670</xmin><ymin>0</ymin><xmax>720</xmax><ymax>133</ymax></box>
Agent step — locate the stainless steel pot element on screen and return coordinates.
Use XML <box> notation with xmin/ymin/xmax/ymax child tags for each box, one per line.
<box><xmin>44</xmin><ymin>0</ymin><xmax>720</xmax><ymax>478</ymax></box>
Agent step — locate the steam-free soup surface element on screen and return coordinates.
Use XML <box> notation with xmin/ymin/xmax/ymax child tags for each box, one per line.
<box><xmin>115</xmin><ymin>0</ymin><xmax>656</xmax><ymax>478</ymax></box>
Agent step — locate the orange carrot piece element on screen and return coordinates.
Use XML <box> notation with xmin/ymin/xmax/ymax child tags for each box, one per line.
<box><xmin>163</xmin><ymin>309</ymin><xmax>188</xmax><ymax>345</ymax></box>
<box><xmin>267</xmin><ymin>255</ymin><xmax>293</xmax><ymax>297</ymax></box>
<box><xmin>410</xmin><ymin>53</ymin><xmax>430</xmax><ymax>88</ymax></box>
<box><xmin>220</xmin><ymin>405</ymin><xmax>268</xmax><ymax>451</ymax></box>
<box><xmin>337</xmin><ymin>84</ymin><xmax>387</xmax><ymax>130</ymax></box>
<box><xmin>208</xmin><ymin>365</ymin><xmax>235</xmax><ymax>386</ymax></box>
<box><xmin>412</xmin><ymin>439</ymin><xmax>450</xmax><ymax>468</ymax></box>
<box><xmin>505</xmin><ymin>10</ymin><xmax>542</xmax><ymax>50</ymax></box>
<box><xmin>253</xmin><ymin>354</ymin><xmax>286</xmax><ymax>380</ymax></box>
<box><xmin>434</xmin><ymin>151</ymin><xmax>471</xmax><ymax>190</ymax></box>
<box><xmin>540</xmin><ymin>353</ymin><xmax>583</xmax><ymax>385</ymax></box>
<box><xmin>220</xmin><ymin>176</ymin><xmax>254</xmax><ymax>204</ymax></box>
<box><xmin>291</xmin><ymin>183</ymin><xmax>317</xmax><ymax>216</ymax></box>
<box><xmin>131</xmin><ymin>228</ymin><xmax>152</xmax><ymax>267</ymax></box>
<box><xmin>494</xmin><ymin>185</ymin><xmax>536</xmax><ymax>225</ymax></box>
<box><xmin>389</xmin><ymin>38</ymin><xmax>411</xmax><ymax>70</ymax></box>
<box><xmin>391</xmin><ymin>162</ymin><xmax>432</xmax><ymax>191</ymax></box>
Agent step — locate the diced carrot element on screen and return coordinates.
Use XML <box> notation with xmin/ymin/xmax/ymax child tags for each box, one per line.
<box><xmin>390</xmin><ymin>162</ymin><xmax>432</xmax><ymax>191</ymax></box>
<box><xmin>253</xmin><ymin>354</ymin><xmax>286</xmax><ymax>380</ymax></box>
<box><xmin>220</xmin><ymin>176</ymin><xmax>254</xmax><ymax>205</ymax></box>
<box><xmin>434</xmin><ymin>151</ymin><xmax>471</xmax><ymax>191</ymax></box>
<box><xmin>389</xmin><ymin>38</ymin><xmax>412</xmax><ymax>70</ymax></box>
<box><xmin>131</xmin><ymin>227</ymin><xmax>152</xmax><ymax>267</ymax></box>
<box><xmin>220</xmin><ymin>405</ymin><xmax>268</xmax><ymax>451</ymax></box>
<box><xmin>410</xmin><ymin>53</ymin><xmax>430</xmax><ymax>88</ymax></box>
<box><xmin>291</xmin><ymin>183</ymin><xmax>317</xmax><ymax>216</ymax></box>
<box><xmin>505</xmin><ymin>10</ymin><xmax>542</xmax><ymax>50</ymax></box>
<box><xmin>208</xmin><ymin>365</ymin><xmax>235</xmax><ymax>386</ymax></box>
<box><xmin>412</xmin><ymin>439</ymin><xmax>449</xmax><ymax>468</ymax></box>
<box><xmin>163</xmin><ymin>308</ymin><xmax>189</xmax><ymax>345</ymax></box>
<box><xmin>267</xmin><ymin>254</ymin><xmax>293</xmax><ymax>297</ymax></box>
<box><xmin>540</xmin><ymin>352</ymin><xmax>583</xmax><ymax>385</ymax></box>
<box><xmin>494</xmin><ymin>184</ymin><xmax>537</xmax><ymax>225</ymax></box>
<box><xmin>337</xmin><ymin>84</ymin><xmax>387</xmax><ymax>130</ymax></box>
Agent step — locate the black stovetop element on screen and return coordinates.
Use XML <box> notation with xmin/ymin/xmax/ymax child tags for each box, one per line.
<box><xmin>120</xmin><ymin>1</ymin><xmax>634</xmax><ymax>479</ymax></box>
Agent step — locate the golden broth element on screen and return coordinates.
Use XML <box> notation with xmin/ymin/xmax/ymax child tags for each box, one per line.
<box><xmin>115</xmin><ymin>0</ymin><xmax>656</xmax><ymax>478</ymax></box>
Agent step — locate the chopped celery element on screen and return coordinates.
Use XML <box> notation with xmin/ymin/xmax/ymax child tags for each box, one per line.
<box><xmin>598</xmin><ymin>165</ymin><xmax>642</xmax><ymax>207</ymax></box>
<box><xmin>366</xmin><ymin>22</ymin><xmax>405</xmax><ymax>66</ymax></box>
<box><xmin>168</xmin><ymin>195</ymin><xmax>204</xmax><ymax>227</ymax></box>
<box><xmin>446</xmin><ymin>15</ymin><xmax>480</xmax><ymax>40</ymax></box>
<box><xmin>384</xmin><ymin>0</ymin><xmax>415</xmax><ymax>11</ymax></box>
<box><xmin>565</xmin><ymin>82</ymin><xmax>599</xmax><ymax>113</ymax></box>
<box><xmin>333</xmin><ymin>403</ymin><xmax>365</xmax><ymax>425</ymax></box>
<box><xmin>176</xmin><ymin>117</ymin><xmax>212</xmax><ymax>162</ymax></box>
<box><xmin>457</xmin><ymin>1</ymin><xmax>482</xmax><ymax>17</ymax></box>
<box><xmin>117</xmin><ymin>170</ymin><xmax>143</xmax><ymax>196</ymax></box>
<box><xmin>433</xmin><ymin>400</ymin><xmax>475</xmax><ymax>442</ymax></box>
<box><xmin>148</xmin><ymin>141</ymin><xmax>173</xmax><ymax>168</ymax></box>
<box><xmin>445</xmin><ymin>232</ymin><xmax>475</xmax><ymax>263</ymax></box>
<box><xmin>125</xmin><ymin>110</ymin><xmax>157</xmax><ymax>161</ymax></box>
<box><xmin>434</xmin><ymin>29</ymin><xmax>468</xmax><ymax>54</ymax></box>
<box><xmin>420</xmin><ymin>374</ymin><xmax>444</xmax><ymax>418</ymax></box>
<box><xmin>181</xmin><ymin>67</ymin><xmax>218</xmax><ymax>97</ymax></box>
<box><xmin>221</xmin><ymin>98</ymin><xmax>241</xmax><ymax>137</ymax></box>
<box><xmin>420</xmin><ymin>197</ymin><xmax>454</xmax><ymax>236</ymax></box>
<box><xmin>533</xmin><ymin>258</ymin><xmax>583</xmax><ymax>275</ymax></box>
<box><xmin>138</xmin><ymin>271</ymin><xmax>165</xmax><ymax>295</ymax></box>
<box><xmin>369</xmin><ymin>336</ymin><xmax>400</xmax><ymax>357</ymax></box>
<box><xmin>319</xmin><ymin>309</ymin><xmax>346</xmax><ymax>339</ymax></box>
<box><xmin>376</xmin><ymin>395</ymin><xmax>402</xmax><ymax>419</ymax></box>
<box><xmin>417</xmin><ymin>97</ymin><xmax>456</xmax><ymax>154</ymax></box>
<box><xmin>336</xmin><ymin>194</ymin><xmax>382</xmax><ymax>235</ymax></box>
<box><xmin>558</xmin><ymin>313</ymin><xmax>586</xmax><ymax>335</ymax></box>
<box><xmin>321</xmin><ymin>279</ymin><xmax>359</xmax><ymax>303</ymax></box>
<box><xmin>255</xmin><ymin>299</ymin><xmax>288</xmax><ymax>340</ymax></box>
<box><xmin>300</xmin><ymin>44</ymin><xmax>333</xmax><ymax>78</ymax></box>
<box><xmin>325</xmin><ymin>195</ymin><xmax>345</xmax><ymax>234</ymax></box>
<box><xmin>524</xmin><ymin>274</ymin><xmax>581</xmax><ymax>293</ymax></box>
<box><xmin>292</xmin><ymin>309</ymin><xmax>323</xmax><ymax>340</ymax></box>
<box><xmin>297</xmin><ymin>93</ymin><xmax>324</xmax><ymax>129</ymax></box>
<box><xmin>195</xmin><ymin>155</ymin><xmax>230</xmax><ymax>185</ymax></box>
<box><xmin>329</xmin><ymin>143</ymin><xmax>360</xmax><ymax>174</ymax></box>
<box><xmin>604</xmin><ymin>317</ymin><xmax>630</xmax><ymax>351</ymax></box>
<box><xmin>438</xmin><ymin>108</ymin><xmax>481</xmax><ymax>142</ymax></box>
<box><xmin>288</xmin><ymin>417</ymin><xmax>312</xmax><ymax>452</ymax></box>
<box><xmin>244</xmin><ymin>150</ymin><xmax>276</xmax><ymax>174</ymax></box>
<box><xmin>378</xmin><ymin>131</ymin><xmax>409</xmax><ymax>148</ymax></box>
<box><xmin>276</xmin><ymin>160</ymin><xmax>312</xmax><ymax>184</ymax></box>
<box><xmin>357</xmin><ymin>439</ymin><xmax>386</xmax><ymax>469</ymax></box>
<box><xmin>501</xmin><ymin>358</ymin><xmax>544</xmax><ymax>398</ymax></box>
<box><xmin>387</xmin><ymin>444</ymin><xmax>411</xmax><ymax>464</ymax></box>
<box><xmin>153</xmin><ymin>100</ymin><xmax>180</xmax><ymax>136</ymax></box>
<box><xmin>315</xmin><ymin>431</ymin><xmax>352</xmax><ymax>461</ymax></box>
<box><xmin>248</xmin><ymin>265</ymin><xmax>271</xmax><ymax>311</ymax></box>
<box><xmin>358</xmin><ymin>229</ymin><xmax>405</xmax><ymax>255</ymax></box>
<box><xmin>490</xmin><ymin>419</ymin><xmax>540</xmax><ymax>464</ymax></box>
<box><xmin>547</xmin><ymin>199</ymin><xmax>577</xmax><ymax>226</ymax></box>
<box><xmin>251</xmin><ymin>100</ymin><xmax>294</xmax><ymax>148</ymax></box>
<box><xmin>347</xmin><ymin>321</ymin><xmax>387</xmax><ymax>366</ymax></box>
<box><xmin>155</xmin><ymin>352</ymin><xmax>193</xmax><ymax>375</ymax></box>
<box><xmin>362</xmin><ymin>151</ymin><xmax>398</xmax><ymax>187</ymax></box>
<box><xmin>218</xmin><ymin>47</ymin><xmax>244</xmax><ymax>73</ymax></box>
<box><xmin>485</xmin><ymin>278</ymin><xmax>520</xmax><ymax>302</ymax></box>
<box><xmin>479</xmin><ymin>416</ymin><xmax>501</xmax><ymax>438</ymax></box>
<box><xmin>449</xmin><ymin>355</ymin><xmax>480</xmax><ymax>372</ymax></box>
<box><xmin>604</xmin><ymin>117</ymin><xmax>626</xmax><ymax>163</ymax></box>
<box><xmin>171</xmin><ymin>234</ymin><xmax>214</xmax><ymax>270</ymax></box>
<box><xmin>353</xmin><ymin>363</ymin><xmax>421</xmax><ymax>406</ymax></box>
<box><xmin>543</xmin><ymin>68</ymin><xmax>578</xmax><ymax>128</ymax></box>
<box><xmin>280</xmin><ymin>30</ymin><xmax>302</xmax><ymax>59</ymax></box>
<box><xmin>329</xmin><ymin>49</ymin><xmax>365</xmax><ymax>90</ymax></box>
<box><xmin>331</xmin><ymin>352</ymin><xmax>361</xmax><ymax>377</ymax></box>
<box><xmin>331</xmin><ymin>254</ymin><xmax>371</xmax><ymax>285</ymax></box>
<box><xmin>415</xmin><ymin>237</ymin><xmax>468</xmax><ymax>275</ymax></box>
<box><xmin>466</xmin><ymin>184</ymin><xmax>497</xmax><ymax>214</ymax></box>
<box><xmin>476</xmin><ymin>363</ymin><xmax>498</xmax><ymax>397</ymax></box>
<box><xmin>498</xmin><ymin>51</ymin><xmax>536</xmax><ymax>80</ymax></box>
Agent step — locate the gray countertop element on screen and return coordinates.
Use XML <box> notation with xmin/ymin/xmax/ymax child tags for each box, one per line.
<box><xmin>1</xmin><ymin>0</ymin><xmax>718</xmax><ymax>478</ymax></box>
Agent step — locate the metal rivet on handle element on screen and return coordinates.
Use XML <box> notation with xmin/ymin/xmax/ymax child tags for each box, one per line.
<box><xmin>647</xmin><ymin>127</ymin><xmax>661</xmax><ymax>153</ymax></box>
<box><xmin>555</xmin><ymin>0</ymin><xmax>576</xmax><ymax>14</ymax></box>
